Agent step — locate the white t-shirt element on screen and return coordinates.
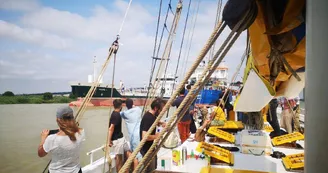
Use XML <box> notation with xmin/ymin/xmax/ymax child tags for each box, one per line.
<box><xmin>43</xmin><ymin>129</ymin><xmax>86</xmax><ymax>173</ymax></box>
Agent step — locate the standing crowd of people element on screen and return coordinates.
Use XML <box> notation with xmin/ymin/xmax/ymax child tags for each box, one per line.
<box><xmin>38</xmin><ymin>85</ymin><xmax>197</xmax><ymax>172</ymax></box>
<box><xmin>38</xmin><ymin>84</ymin><xmax>302</xmax><ymax>173</ymax></box>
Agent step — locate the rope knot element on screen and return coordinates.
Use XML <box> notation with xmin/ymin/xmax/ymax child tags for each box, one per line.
<box><xmin>110</xmin><ymin>35</ymin><xmax>120</xmax><ymax>54</ymax></box>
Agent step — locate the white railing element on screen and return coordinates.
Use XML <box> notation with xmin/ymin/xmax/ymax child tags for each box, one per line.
<box><xmin>86</xmin><ymin>145</ymin><xmax>105</xmax><ymax>165</ymax></box>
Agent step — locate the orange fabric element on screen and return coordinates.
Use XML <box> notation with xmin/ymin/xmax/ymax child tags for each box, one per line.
<box><xmin>177</xmin><ymin>120</ymin><xmax>191</xmax><ymax>143</ymax></box>
<box><xmin>228</xmin><ymin>110</ymin><xmax>235</xmax><ymax>121</ymax></box>
<box><xmin>247</xmin><ymin>0</ymin><xmax>305</xmax><ymax>94</ymax></box>
<box><xmin>264</xmin><ymin>0</ymin><xmax>305</xmax><ymax>34</ymax></box>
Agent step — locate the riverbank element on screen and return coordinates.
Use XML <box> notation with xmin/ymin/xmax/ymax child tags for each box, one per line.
<box><xmin>0</xmin><ymin>96</ymin><xmax>74</xmax><ymax>104</ymax></box>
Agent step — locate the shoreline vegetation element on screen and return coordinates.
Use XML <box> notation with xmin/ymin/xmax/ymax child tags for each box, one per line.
<box><xmin>0</xmin><ymin>91</ymin><xmax>75</xmax><ymax>104</ymax></box>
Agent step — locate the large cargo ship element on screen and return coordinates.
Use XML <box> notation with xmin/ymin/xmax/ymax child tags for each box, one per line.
<box><xmin>69</xmin><ymin>58</ymin><xmax>229</xmax><ymax>107</ymax></box>
<box><xmin>69</xmin><ymin>73</ymin><xmax>178</xmax><ymax>107</ymax></box>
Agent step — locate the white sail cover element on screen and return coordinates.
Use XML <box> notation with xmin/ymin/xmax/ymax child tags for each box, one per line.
<box><xmin>276</xmin><ymin>72</ymin><xmax>305</xmax><ymax>99</ymax></box>
<box><xmin>235</xmin><ymin>69</ymin><xmax>274</xmax><ymax>112</ymax></box>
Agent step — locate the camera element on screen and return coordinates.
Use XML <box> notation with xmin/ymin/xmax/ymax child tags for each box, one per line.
<box><xmin>48</xmin><ymin>129</ymin><xmax>59</xmax><ymax>135</ymax></box>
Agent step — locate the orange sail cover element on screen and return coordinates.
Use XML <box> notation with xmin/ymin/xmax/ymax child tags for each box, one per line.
<box><xmin>249</xmin><ymin>0</ymin><xmax>305</xmax><ymax>85</ymax></box>
<box><xmin>234</xmin><ymin>0</ymin><xmax>306</xmax><ymax>111</ymax></box>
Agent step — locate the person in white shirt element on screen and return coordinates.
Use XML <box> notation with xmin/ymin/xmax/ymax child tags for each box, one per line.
<box><xmin>38</xmin><ymin>106</ymin><xmax>85</xmax><ymax>173</ymax></box>
<box><xmin>120</xmin><ymin>99</ymin><xmax>142</xmax><ymax>169</ymax></box>
<box><xmin>119</xmin><ymin>80</ymin><xmax>125</xmax><ymax>94</ymax></box>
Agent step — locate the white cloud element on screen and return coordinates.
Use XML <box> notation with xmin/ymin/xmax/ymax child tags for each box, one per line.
<box><xmin>0</xmin><ymin>0</ymin><xmax>247</xmax><ymax>93</ymax></box>
<box><xmin>20</xmin><ymin>0</ymin><xmax>155</xmax><ymax>42</ymax></box>
<box><xmin>0</xmin><ymin>0</ymin><xmax>40</xmax><ymax>12</ymax></box>
<box><xmin>0</xmin><ymin>49</ymin><xmax>90</xmax><ymax>81</ymax></box>
<box><xmin>0</xmin><ymin>20</ymin><xmax>73</xmax><ymax>50</ymax></box>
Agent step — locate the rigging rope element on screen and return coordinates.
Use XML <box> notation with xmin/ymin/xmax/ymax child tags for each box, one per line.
<box><xmin>162</xmin><ymin>0</ymin><xmax>193</xmax><ymax>98</ymax></box>
<box><xmin>140</xmin><ymin>23</ymin><xmax>244</xmax><ymax>172</ymax></box>
<box><xmin>119</xmin><ymin>17</ymin><xmax>226</xmax><ymax>173</ymax></box>
<box><xmin>143</xmin><ymin>0</ymin><xmax>173</xmax><ymax>116</ymax></box>
<box><xmin>220</xmin><ymin>33</ymin><xmax>250</xmax><ymax>111</ymax></box>
<box><xmin>161</xmin><ymin>48</ymin><xmax>172</xmax><ymax>98</ymax></box>
<box><xmin>42</xmin><ymin>42</ymin><xmax>118</xmax><ymax>173</ymax></box>
<box><xmin>75</xmin><ymin>41</ymin><xmax>118</xmax><ymax>123</ymax></box>
<box><xmin>169</xmin><ymin>3</ymin><xmax>175</xmax><ymax>15</ymax></box>
<box><xmin>208</xmin><ymin>0</ymin><xmax>223</xmax><ymax>61</ymax></box>
<box><xmin>110</xmin><ymin>54</ymin><xmax>117</xmax><ymax>98</ymax></box>
<box><xmin>139</xmin><ymin>8</ymin><xmax>256</xmax><ymax>172</ymax></box>
<box><xmin>177</xmin><ymin>0</ymin><xmax>196</xmax><ymax>79</ymax></box>
<box><xmin>149</xmin><ymin>0</ymin><xmax>163</xmax><ymax>85</ymax></box>
<box><xmin>173</xmin><ymin>0</ymin><xmax>192</xmax><ymax>88</ymax></box>
<box><xmin>143</xmin><ymin>1</ymin><xmax>183</xmax><ymax>113</ymax></box>
<box><xmin>117</xmin><ymin>0</ymin><xmax>133</xmax><ymax>36</ymax></box>
<box><xmin>138</xmin><ymin>21</ymin><xmax>231</xmax><ymax>172</ymax></box>
<box><xmin>143</xmin><ymin>32</ymin><xmax>250</xmax><ymax>173</ymax></box>
<box><xmin>151</xmin><ymin>0</ymin><xmax>173</xmax><ymax>80</ymax></box>
<box><xmin>43</xmin><ymin>1</ymin><xmax>133</xmax><ymax>172</ymax></box>
<box><xmin>164</xmin><ymin>0</ymin><xmax>193</xmax><ymax>117</ymax></box>
<box><xmin>181</xmin><ymin>0</ymin><xmax>201</xmax><ymax>78</ymax></box>
<box><xmin>102</xmin><ymin>107</ymin><xmax>113</xmax><ymax>173</ymax></box>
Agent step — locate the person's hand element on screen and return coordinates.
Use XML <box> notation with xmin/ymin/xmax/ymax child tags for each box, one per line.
<box><xmin>204</xmin><ymin>119</ymin><xmax>211</xmax><ymax>126</ymax></box>
<box><xmin>108</xmin><ymin>141</ymin><xmax>113</xmax><ymax>147</ymax></box>
<box><xmin>155</xmin><ymin>133</ymin><xmax>161</xmax><ymax>139</ymax></box>
<box><xmin>41</xmin><ymin>129</ymin><xmax>49</xmax><ymax>140</ymax></box>
<box><xmin>161</xmin><ymin>122</ymin><xmax>166</xmax><ymax>128</ymax></box>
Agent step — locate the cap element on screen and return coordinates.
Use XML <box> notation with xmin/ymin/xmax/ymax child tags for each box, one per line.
<box><xmin>56</xmin><ymin>106</ymin><xmax>74</xmax><ymax>119</ymax></box>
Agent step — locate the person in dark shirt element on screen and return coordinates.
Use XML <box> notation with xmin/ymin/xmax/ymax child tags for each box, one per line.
<box><xmin>185</xmin><ymin>84</ymin><xmax>197</xmax><ymax>134</ymax></box>
<box><xmin>220</xmin><ymin>88</ymin><xmax>233</xmax><ymax>119</ymax></box>
<box><xmin>140</xmin><ymin>98</ymin><xmax>166</xmax><ymax>172</ymax></box>
<box><xmin>108</xmin><ymin>99</ymin><xmax>131</xmax><ymax>172</ymax></box>
<box><xmin>172</xmin><ymin>87</ymin><xmax>192</xmax><ymax>143</ymax></box>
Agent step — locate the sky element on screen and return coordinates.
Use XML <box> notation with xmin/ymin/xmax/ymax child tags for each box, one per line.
<box><xmin>0</xmin><ymin>0</ymin><xmax>247</xmax><ymax>94</ymax></box>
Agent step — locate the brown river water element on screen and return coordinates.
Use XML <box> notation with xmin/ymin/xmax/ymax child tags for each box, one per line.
<box><xmin>0</xmin><ymin>104</ymin><xmax>123</xmax><ymax>173</ymax></box>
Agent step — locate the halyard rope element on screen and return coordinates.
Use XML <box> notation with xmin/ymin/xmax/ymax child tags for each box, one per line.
<box><xmin>137</xmin><ymin>8</ymin><xmax>255</xmax><ymax>173</ymax></box>
<box><xmin>119</xmin><ymin>19</ymin><xmax>226</xmax><ymax>173</ymax></box>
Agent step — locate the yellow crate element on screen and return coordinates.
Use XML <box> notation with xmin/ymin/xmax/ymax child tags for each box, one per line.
<box><xmin>213</xmin><ymin>121</ymin><xmax>244</xmax><ymax>129</ymax></box>
<box><xmin>282</xmin><ymin>153</ymin><xmax>304</xmax><ymax>170</ymax></box>
<box><xmin>208</xmin><ymin>127</ymin><xmax>235</xmax><ymax>143</ymax></box>
<box><xmin>196</xmin><ymin>142</ymin><xmax>234</xmax><ymax>165</ymax></box>
<box><xmin>200</xmin><ymin>167</ymin><xmax>273</xmax><ymax>173</ymax></box>
<box><xmin>263</xmin><ymin>124</ymin><xmax>273</xmax><ymax>133</ymax></box>
<box><xmin>272</xmin><ymin>132</ymin><xmax>304</xmax><ymax>146</ymax></box>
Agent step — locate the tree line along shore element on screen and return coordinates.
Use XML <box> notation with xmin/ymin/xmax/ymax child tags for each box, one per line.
<box><xmin>0</xmin><ymin>91</ymin><xmax>76</xmax><ymax>104</ymax></box>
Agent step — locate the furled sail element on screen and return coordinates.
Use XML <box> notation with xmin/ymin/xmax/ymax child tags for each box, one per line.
<box><xmin>224</xmin><ymin>0</ymin><xmax>306</xmax><ymax>112</ymax></box>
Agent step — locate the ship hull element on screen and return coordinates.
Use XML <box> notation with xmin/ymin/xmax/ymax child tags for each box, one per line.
<box><xmin>69</xmin><ymin>97</ymin><xmax>150</xmax><ymax>107</ymax></box>
<box><xmin>69</xmin><ymin>84</ymin><xmax>226</xmax><ymax>107</ymax></box>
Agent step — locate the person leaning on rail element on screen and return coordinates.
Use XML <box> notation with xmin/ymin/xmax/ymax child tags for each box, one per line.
<box><xmin>38</xmin><ymin>106</ymin><xmax>85</xmax><ymax>173</ymax></box>
<box><xmin>107</xmin><ymin>99</ymin><xmax>132</xmax><ymax>172</ymax></box>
